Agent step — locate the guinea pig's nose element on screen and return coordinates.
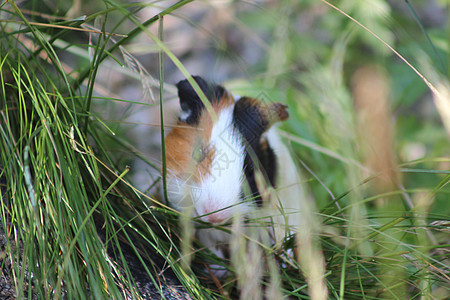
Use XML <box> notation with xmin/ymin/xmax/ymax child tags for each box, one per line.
<box><xmin>200</xmin><ymin>204</ymin><xmax>229</xmax><ymax>225</ymax></box>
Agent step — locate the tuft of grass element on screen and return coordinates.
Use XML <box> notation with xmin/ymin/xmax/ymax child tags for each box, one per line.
<box><xmin>0</xmin><ymin>0</ymin><xmax>205</xmax><ymax>299</ymax></box>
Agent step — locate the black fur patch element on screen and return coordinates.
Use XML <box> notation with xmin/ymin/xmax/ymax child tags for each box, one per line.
<box><xmin>233</xmin><ymin>97</ymin><xmax>269</xmax><ymax>149</ymax></box>
<box><xmin>241</xmin><ymin>144</ymin><xmax>277</xmax><ymax>207</ymax></box>
<box><xmin>233</xmin><ymin>97</ymin><xmax>277</xmax><ymax>206</ymax></box>
<box><xmin>176</xmin><ymin>76</ymin><xmax>225</xmax><ymax>125</ymax></box>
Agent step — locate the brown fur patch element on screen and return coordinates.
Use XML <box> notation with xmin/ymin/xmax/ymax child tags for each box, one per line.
<box><xmin>165</xmin><ymin>123</ymin><xmax>199</xmax><ymax>176</ymax></box>
<box><xmin>260</xmin><ymin>102</ymin><xmax>289</xmax><ymax>125</ymax></box>
<box><xmin>166</xmin><ymin>92</ymin><xmax>234</xmax><ymax>182</ymax></box>
<box><xmin>195</xmin><ymin>146</ymin><xmax>216</xmax><ymax>180</ymax></box>
<box><xmin>165</xmin><ymin>92</ymin><xmax>236</xmax><ymax>183</ymax></box>
<box><xmin>259</xmin><ymin>137</ymin><xmax>269</xmax><ymax>152</ymax></box>
<box><xmin>213</xmin><ymin>91</ymin><xmax>235</xmax><ymax>113</ymax></box>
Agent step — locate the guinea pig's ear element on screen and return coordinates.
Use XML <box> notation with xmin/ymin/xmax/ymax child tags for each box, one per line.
<box><xmin>233</xmin><ymin>97</ymin><xmax>289</xmax><ymax>147</ymax></box>
<box><xmin>176</xmin><ymin>76</ymin><xmax>227</xmax><ymax>125</ymax></box>
<box><xmin>176</xmin><ymin>76</ymin><xmax>209</xmax><ymax>125</ymax></box>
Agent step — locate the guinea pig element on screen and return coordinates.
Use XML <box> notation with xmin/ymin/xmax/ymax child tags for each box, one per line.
<box><xmin>163</xmin><ymin>76</ymin><xmax>305</xmax><ymax>273</ymax></box>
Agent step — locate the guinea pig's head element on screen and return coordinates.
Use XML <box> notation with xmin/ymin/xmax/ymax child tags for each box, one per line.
<box><xmin>164</xmin><ymin>76</ymin><xmax>289</xmax><ymax>225</ymax></box>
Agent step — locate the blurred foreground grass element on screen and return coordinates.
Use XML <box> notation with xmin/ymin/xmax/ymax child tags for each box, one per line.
<box><xmin>0</xmin><ymin>0</ymin><xmax>448</xmax><ymax>299</ymax></box>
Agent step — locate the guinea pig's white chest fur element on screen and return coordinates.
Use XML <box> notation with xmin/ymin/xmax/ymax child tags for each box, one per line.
<box><xmin>198</xmin><ymin>107</ymin><xmax>246</xmax><ymax>221</ymax></box>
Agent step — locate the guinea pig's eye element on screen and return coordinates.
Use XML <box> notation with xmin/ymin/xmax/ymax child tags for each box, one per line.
<box><xmin>192</xmin><ymin>143</ymin><xmax>207</xmax><ymax>163</ymax></box>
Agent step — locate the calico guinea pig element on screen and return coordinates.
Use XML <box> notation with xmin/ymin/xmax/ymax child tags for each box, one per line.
<box><xmin>163</xmin><ymin>76</ymin><xmax>305</xmax><ymax>268</ymax></box>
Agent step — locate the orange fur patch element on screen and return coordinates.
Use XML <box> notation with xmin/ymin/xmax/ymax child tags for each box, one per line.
<box><xmin>213</xmin><ymin>90</ymin><xmax>234</xmax><ymax>111</ymax></box>
<box><xmin>165</xmin><ymin>92</ymin><xmax>235</xmax><ymax>183</ymax></box>
<box><xmin>165</xmin><ymin>124</ymin><xmax>200</xmax><ymax>176</ymax></box>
